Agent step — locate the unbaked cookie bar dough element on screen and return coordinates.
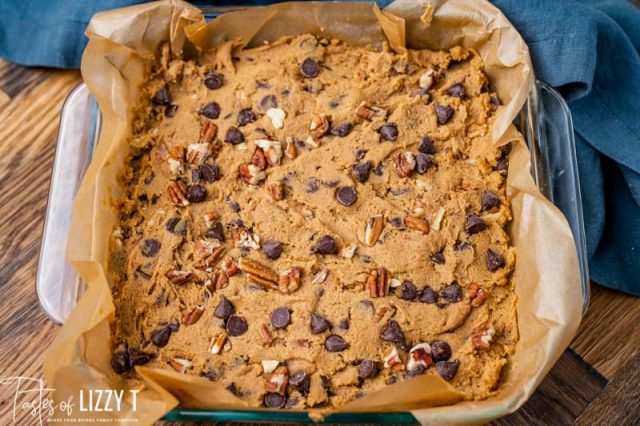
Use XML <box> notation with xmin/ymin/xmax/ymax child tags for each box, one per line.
<box><xmin>108</xmin><ymin>33</ymin><xmax>517</xmax><ymax>409</ymax></box>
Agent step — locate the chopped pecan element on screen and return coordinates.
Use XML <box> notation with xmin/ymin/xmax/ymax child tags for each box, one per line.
<box><xmin>285</xmin><ymin>137</ymin><xmax>297</xmax><ymax>159</ymax></box>
<box><xmin>200</xmin><ymin>120</ymin><xmax>218</xmax><ymax>144</ymax></box>
<box><xmin>166</xmin><ymin>270</ymin><xmax>193</xmax><ymax>285</ymax></box>
<box><xmin>432</xmin><ymin>207</ymin><xmax>446</xmax><ymax>231</ymax></box>
<box><xmin>406</xmin><ymin>343</ymin><xmax>433</xmax><ymax>371</ymax></box>
<box><xmin>395</xmin><ymin>152</ymin><xmax>416</xmax><ymax>177</ymax></box>
<box><xmin>471</xmin><ymin>321</ymin><xmax>495</xmax><ymax>349</ymax></box>
<box><xmin>366</xmin><ymin>268</ymin><xmax>389</xmax><ymax>298</ymax></box>
<box><xmin>265</xmin><ymin>365</ymin><xmax>289</xmax><ymax>395</ymax></box>
<box><xmin>312</xmin><ymin>268</ymin><xmax>329</xmax><ymax>285</ymax></box>
<box><xmin>356</xmin><ymin>101</ymin><xmax>387</xmax><ymax>120</ymax></box>
<box><xmin>239</xmin><ymin>257</ymin><xmax>279</xmax><ymax>290</ymax></box>
<box><xmin>267</xmin><ymin>182</ymin><xmax>285</xmax><ymax>201</ymax></box>
<box><xmin>262</xmin><ymin>360</ymin><xmax>279</xmax><ymax>374</ymax></box>
<box><xmin>199</xmin><ymin>245</ymin><xmax>225</xmax><ymax>268</ymax></box>
<box><xmin>404</xmin><ymin>216</ymin><xmax>430</xmax><ymax>234</ymax></box>
<box><xmin>266</xmin><ymin>107</ymin><xmax>286</xmax><ymax>129</ymax></box>
<box><xmin>279</xmin><ymin>267</ymin><xmax>302</xmax><ymax>293</ymax></box>
<box><xmin>419</xmin><ymin>68</ymin><xmax>435</xmax><ymax>89</ymax></box>
<box><xmin>182</xmin><ymin>305</ymin><xmax>204</xmax><ymax>326</ymax></box>
<box><xmin>209</xmin><ymin>333</ymin><xmax>228</xmax><ymax>355</ymax></box>
<box><xmin>167</xmin><ymin>358</ymin><xmax>192</xmax><ymax>374</ymax></box>
<box><xmin>255</xmin><ymin>140</ymin><xmax>283</xmax><ymax>166</ymax></box>
<box><xmin>167</xmin><ymin>180</ymin><xmax>190</xmax><ymax>206</ymax></box>
<box><xmin>364</xmin><ymin>214</ymin><xmax>384</xmax><ymax>246</ymax></box>
<box><xmin>309</xmin><ymin>114</ymin><xmax>330</xmax><ymax>139</ymax></box>
<box><xmin>238</xmin><ymin>164</ymin><xmax>266</xmax><ymax>185</ymax></box>
<box><xmin>374</xmin><ymin>305</ymin><xmax>396</xmax><ymax>322</ymax></box>
<box><xmin>167</xmin><ymin>146</ymin><xmax>185</xmax><ymax>176</ymax></box>
<box><xmin>340</xmin><ymin>242</ymin><xmax>357</xmax><ymax>259</ymax></box>
<box><xmin>383</xmin><ymin>346</ymin><xmax>404</xmax><ymax>371</ymax></box>
<box><xmin>221</xmin><ymin>256</ymin><xmax>239</xmax><ymax>277</ymax></box>
<box><xmin>206</xmin><ymin>268</ymin><xmax>229</xmax><ymax>293</ymax></box>
<box><xmin>251</xmin><ymin>148</ymin><xmax>268</xmax><ymax>170</ymax></box>
<box><xmin>187</xmin><ymin>143</ymin><xmax>210</xmax><ymax>165</ymax></box>
<box><xmin>260</xmin><ymin>324</ymin><xmax>274</xmax><ymax>346</ymax></box>
<box><xmin>235</xmin><ymin>228</ymin><xmax>261</xmax><ymax>250</ymax></box>
<box><xmin>466</xmin><ymin>283</ymin><xmax>488</xmax><ymax>307</ymax></box>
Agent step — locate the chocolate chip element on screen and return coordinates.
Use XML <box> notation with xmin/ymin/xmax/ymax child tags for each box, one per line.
<box><xmin>388</xmin><ymin>217</ymin><xmax>403</xmax><ymax>228</ymax></box>
<box><xmin>329</xmin><ymin>95</ymin><xmax>345</xmax><ymax>108</ymax></box>
<box><xmin>225</xmin><ymin>127</ymin><xmax>244</xmax><ymax>145</ymax></box>
<box><xmin>441</xmin><ymin>282</ymin><xmax>462</xmax><ymax>303</ymax></box>
<box><xmin>214</xmin><ymin>296</ymin><xmax>235</xmax><ymax>319</ymax></box>
<box><xmin>289</xmin><ymin>371</ymin><xmax>310</xmax><ymax>395</ymax></box>
<box><xmin>324</xmin><ymin>334</ymin><xmax>348</xmax><ymax>352</ymax></box>
<box><xmin>165</xmin><ymin>104</ymin><xmax>178</xmax><ymax>118</ymax></box>
<box><xmin>311</xmin><ymin>313</ymin><xmax>332</xmax><ymax>334</ymax></box>
<box><xmin>165</xmin><ymin>217</ymin><xmax>184</xmax><ymax>234</ymax></box>
<box><xmin>381</xmin><ymin>320</ymin><xmax>405</xmax><ymax>343</ymax></box>
<box><xmin>446</xmin><ymin>83</ymin><xmax>466</xmax><ymax>98</ymax></box>
<box><xmin>228</xmin><ymin>199</ymin><xmax>241</xmax><ymax>213</ymax></box>
<box><xmin>191</xmin><ymin>168</ymin><xmax>201</xmax><ymax>183</ymax></box>
<box><xmin>169</xmin><ymin>319</ymin><xmax>180</xmax><ymax>332</ymax></box>
<box><xmin>202</xmin><ymin>369</ymin><xmax>218</xmax><ymax>381</ymax></box>
<box><xmin>300</xmin><ymin>58</ymin><xmax>320</xmax><ymax>78</ymax></box>
<box><xmin>378</xmin><ymin>123</ymin><xmax>398</xmax><ymax>141</ymax></box>
<box><xmin>454</xmin><ymin>240</ymin><xmax>471</xmax><ymax>251</ymax></box>
<box><xmin>419</xmin><ymin>287</ymin><xmax>438</xmax><ymax>303</ymax></box>
<box><xmin>481</xmin><ymin>190</ymin><xmax>501</xmax><ymax>211</ymax></box>
<box><xmin>271</xmin><ymin>307</ymin><xmax>291</xmax><ymax>329</ymax></box>
<box><xmin>330</xmin><ymin>121</ymin><xmax>353</xmax><ymax>137</ymax></box>
<box><xmin>495</xmin><ymin>156</ymin><xmax>509</xmax><ymax>171</ymax></box>
<box><xmin>187</xmin><ymin>185</ymin><xmax>207</xmax><ymax>203</ymax></box>
<box><xmin>151</xmin><ymin>86</ymin><xmax>170</xmax><ymax>105</ymax></box>
<box><xmin>143</xmin><ymin>172</ymin><xmax>155</xmax><ymax>185</ymax></box>
<box><xmin>128</xmin><ymin>348</ymin><xmax>155</xmax><ymax>366</ymax></box>
<box><xmin>284</xmin><ymin>397</ymin><xmax>299</xmax><ymax>409</ymax></box>
<box><xmin>140</xmin><ymin>238</ymin><xmax>161</xmax><ymax>257</ymax></box>
<box><xmin>358</xmin><ymin>359</ymin><xmax>378</xmax><ymax>379</ymax></box>
<box><xmin>431</xmin><ymin>340</ymin><xmax>452</xmax><ymax>362</ymax></box>
<box><xmin>264</xmin><ymin>392</ymin><xmax>286</xmax><ymax>408</ymax></box>
<box><xmin>430</xmin><ymin>250</ymin><xmax>445</xmax><ymax>265</ymax></box>
<box><xmin>373</xmin><ymin>162</ymin><xmax>384</xmax><ymax>176</ymax></box>
<box><xmin>354</xmin><ymin>149</ymin><xmax>368</xmax><ymax>161</ymax></box>
<box><xmin>321</xmin><ymin>375</ymin><xmax>332</xmax><ymax>393</ymax></box>
<box><xmin>399</xmin><ymin>281</ymin><xmax>418</xmax><ymax>300</ymax></box>
<box><xmin>465</xmin><ymin>213</ymin><xmax>486</xmax><ymax>234</ymax></box>
<box><xmin>338</xmin><ymin>319</ymin><xmax>349</xmax><ymax>330</ymax></box>
<box><xmin>406</xmin><ymin>364</ymin><xmax>427</xmax><ymax>377</ymax></box>
<box><xmin>204</xmin><ymin>72</ymin><xmax>224</xmax><ymax>90</ymax></box>
<box><xmin>336</xmin><ymin>186</ymin><xmax>357</xmax><ymax>206</ymax></box>
<box><xmin>490</xmin><ymin>96</ymin><xmax>501</xmax><ymax>106</ymax></box>
<box><xmin>436</xmin><ymin>360</ymin><xmax>460</xmax><ymax>381</ymax></box>
<box><xmin>226</xmin><ymin>315</ymin><xmax>248</xmax><ymax>336</ymax></box>
<box><xmin>435</xmin><ymin>104</ymin><xmax>454</xmax><ymax>124</ymax></box>
<box><xmin>237</xmin><ymin>108</ymin><xmax>257</xmax><ymax>126</ymax></box>
<box><xmin>418</xmin><ymin>135</ymin><xmax>436</xmax><ymax>154</ymax></box>
<box><xmin>260</xmin><ymin>94</ymin><xmax>278</xmax><ymax>110</ymax></box>
<box><xmin>111</xmin><ymin>350</ymin><xmax>130</xmax><ymax>374</ymax></box>
<box><xmin>198</xmin><ymin>102</ymin><xmax>221</xmax><ymax>119</ymax></box>
<box><xmin>323</xmin><ymin>179</ymin><xmax>340</xmax><ymax>188</ymax></box>
<box><xmin>200</xmin><ymin>163</ymin><xmax>220</xmax><ymax>182</ymax></box>
<box><xmin>415</xmin><ymin>153</ymin><xmax>434</xmax><ymax>174</ymax></box>
<box><xmin>225</xmin><ymin>382</ymin><xmax>239</xmax><ymax>396</ymax></box>
<box><xmin>352</xmin><ymin>161</ymin><xmax>372</xmax><ymax>183</ymax></box>
<box><xmin>205</xmin><ymin>221</ymin><xmax>225</xmax><ymax>241</ymax></box>
<box><xmin>151</xmin><ymin>324</ymin><xmax>172</xmax><ymax>347</ymax></box>
<box><xmin>263</xmin><ymin>240</ymin><xmax>283</xmax><ymax>260</ymax></box>
<box><xmin>304</xmin><ymin>177</ymin><xmax>320</xmax><ymax>193</ymax></box>
<box><xmin>312</xmin><ymin>235</ymin><xmax>338</xmax><ymax>255</ymax></box>
<box><xmin>386</xmin><ymin>375</ymin><xmax>398</xmax><ymax>385</ymax></box>
<box><xmin>487</xmin><ymin>248</ymin><xmax>506</xmax><ymax>271</ymax></box>
<box><xmin>359</xmin><ymin>299</ymin><xmax>374</xmax><ymax>312</ymax></box>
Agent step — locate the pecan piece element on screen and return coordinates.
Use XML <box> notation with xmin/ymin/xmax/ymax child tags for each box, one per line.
<box><xmin>404</xmin><ymin>216</ymin><xmax>430</xmax><ymax>234</ymax></box>
<box><xmin>167</xmin><ymin>358</ymin><xmax>192</xmax><ymax>374</ymax></box>
<box><xmin>182</xmin><ymin>305</ymin><xmax>204</xmax><ymax>326</ymax></box>
<box><xmin>205</xmin><ymin>268</ymin><xmax>229</xmax><ymax>293</ymax></box>
<box><xmin>187</xmin><ymin>143</ymin><xmax>210</xmax><ymax>165</ymax></box>
<box><xmin>251</xmin><ymin>148</ymin><xmax>268</xmax><ymax>170</ymax></box>
<box><xmin>199</xmin><ymin>245</ymin><xmax>225</xmax><ymax>268</ymax></box>
<box><xmin>238</xmin><ymin>258</ymin><xmax>279</xmax><ymax>290</ymax></box>
<box><xmin>364</xmin><ymin>214</ymin><xmax>384</xmax><ymax>246</ymax></box>
<box><xmin>265</xmin><ymin>365</ymin><xmax>289</xmax><ymax>395</ymax></box>
<box><xmin>395</xmin><ymin>152</ymin><xmax>416</xmax><ymax>177</ymax></box>
<box><xmin>309</xmin><ymin>114</ymin><xmax>330</xmax><ymax>139</ymax></box>
<box><xmin>260</xmin><ymin>324</ymin><xmax>274</xmax><ymax>346</ymax></box>
<box><xmin>166</xmin><ymin>270</ymin><xmax>193</xmax><ymax>285</ymax></box>
<box><xmin>209</xmin><ymin>333</ymin><xmax>228</xmax><ymax>355</ymax></box>
<box><xmin>471</xmin><ymin>321</ymin><xmax>495</xmax><ymax>349</ymax></box>
<box><xmin>167</xmin><ymin>180</ymin><xmax>190</xmax><ymax>206</ymax></box>
<box><xmin>407</xmin><ymin>343</ymin><xmax>433</xmax><ymax>371</ymax></box>
<box><xmin>285</xmin><ymin>137</ymin><xmax>297</xmax><ymax>159</ymax></box>
<box><xmin>466</xmin><ymin>283</ymin><xmax>488</xmax><ymax>307</ymax></box>
<box><xmin>279</xmin><ymin>267</ymin><xmax>302</xmax><ymax>293</ymax></box>
<box><xmin>221</xmin><ymin>256</ymin><xmax>239</xmax><ymax>277</ymax></box>
<box><xmin>366</xmin><ymin>268</ymin><xmax>389</xmax><ymax>298</ymax></box>
<box><xmin>267</xmin><ymin>182</ymin><xmax>285</xmax><ymax>201</ymax></box>
<box><xmin>383</xmin><ymin>346</ymin><xmax>404</xmax><ymax>371</ymax></box>
<box><xmin>356</xmin><ymin>101</ymin><xmax>387</xmax><ymax>120</ymax></box>
<box><xmin>200</xmin><ymin>120</ymin><xmax>218</xmax><ymax>144</ymax></box>
<box><xmin>238</xmin><ymin>164</ymin><xmax>266</xmax><ymax>185</ymax></box>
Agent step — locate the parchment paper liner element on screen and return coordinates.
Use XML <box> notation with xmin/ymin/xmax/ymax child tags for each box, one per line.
<box><xmin>44</xmin><ymin>1</ymin><xmax>582</xmax><ymax>424</ymax></box>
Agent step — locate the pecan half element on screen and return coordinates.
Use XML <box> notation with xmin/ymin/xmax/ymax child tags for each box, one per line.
<box><xmin>167</xmin><ymin>180</ymin><xmax>190</xmax><ymax>206</ymax></box>
<box><xmin>239</xmin><ymin>258</ymin><xmax>279</xmax><ymax>290</ymax></box>
<box><xmin>366</xmin><ymin>268</ymin><xmax>389</xmax><ymax>298</ymax></box>
<box><xmin>471</xmin><ymin>321</ymin><xmax>495</xmax><ymax>349</ymax></box>
<box><xmin>199</xmin><ymin>245</ymin><xmax>225</xmax><ymax>268</ymax></box>
<box><xmin>404</xmin><ymin>216</ymin><xmax>430</xmax><ymax>234</ymax></box>
<box><xmin>466</xmin><ymin>283</ymin><xmax>488</xmax><ymax>307</ymax></box>
<box><xmin>182</xmin><ymin>305</ymin><xmax>204</xmax><ymax>326</ymax></box>
<box><xmin>267</xmin><ymin>182</ymin><xmax>285</xmax><ymax>201</ymax></box>
<box><xmin>167</xmin><ymin>358</ymin><xmax>192</xmax><ymax>374</ymax></box>
<box><xmin>265</xmin><ymin>365</ymin><xmax>289</xmax><ymax>395</ymax></box>
<box><xmin>364</xmin><ymin>214</ymin><xmax>384</xmax><ymax>246</ymax></box>
<box><xmin>260</xmin><ymin>324</ymin><xmax>274</xmax><ymax>346</ymax></box>
<box><xmin>209</xmin><ymin>333</ymin><xmax>228</xmax><ymax>355</ymax></box>
<box><xmin>200</xmin><ymin>120</ymin><xmax>218</xmax><ymax>144</ymax></box>
<box><xmin>356</xmin><ymin>101</ymin><xmax>387</xmax><ymax>120</ymax></box>
<box><xmin>206</xmin><ymin>268</ymin><xmax>229</xmax><ymax>293</ymax></box>
<box><xmin>278</xmin><ymin>267</ymin><xmax>302</xmax><ymax>293</ymax></box>
<box><xmin>395</xmin><ymin>152</ymin><xmax>416</xmax><ymax>177</ymax></box>
<box><xmin>166</xmin><ymin>270</ymin><xmax>193</xmax><ymax>285</ymax></box>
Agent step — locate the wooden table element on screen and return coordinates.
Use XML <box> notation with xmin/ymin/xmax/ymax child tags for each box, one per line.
<box><xmin>0</xmin><ymin>58</ymin><xmax>638</xmax><ymax>425</ymax></box>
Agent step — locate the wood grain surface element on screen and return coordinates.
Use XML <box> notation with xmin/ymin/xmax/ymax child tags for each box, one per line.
<box><xmin>0</xmin><ymin>55</ymin><xmax>638</xmax><ymax>426</ymax></box>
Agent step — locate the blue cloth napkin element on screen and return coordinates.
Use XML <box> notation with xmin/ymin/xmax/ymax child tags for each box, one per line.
<box><xmin>1</xmin><ymin>0</ymin><xmax>639</xmax><ymax>295</ymax></box>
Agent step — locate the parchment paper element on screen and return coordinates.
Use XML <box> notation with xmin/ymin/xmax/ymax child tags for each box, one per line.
<box><xmin>44</xmin><ymin>1</ymin><xmax>583</xmax><ymax>424</ymax></box>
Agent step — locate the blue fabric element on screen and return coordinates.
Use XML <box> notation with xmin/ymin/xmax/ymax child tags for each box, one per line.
<box><xmin>1</xmin><ymin>0</ymin><xmax>639</xmax><ymax>295</ymax></box>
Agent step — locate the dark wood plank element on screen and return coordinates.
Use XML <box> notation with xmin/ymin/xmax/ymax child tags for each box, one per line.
<box><xmin>0</xmin><ymin>59</ymin><xmax>52</xmax><ymax>98</ymax></box>
<box><xmin>491</xmin><ymin>350</ymin><xmax>607</xmax><ymax>426</ymax></box>
<box><xmin>574</xmin><ymin>349</ymin><xmax>640</xmax><ymax>426</ymax></box>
